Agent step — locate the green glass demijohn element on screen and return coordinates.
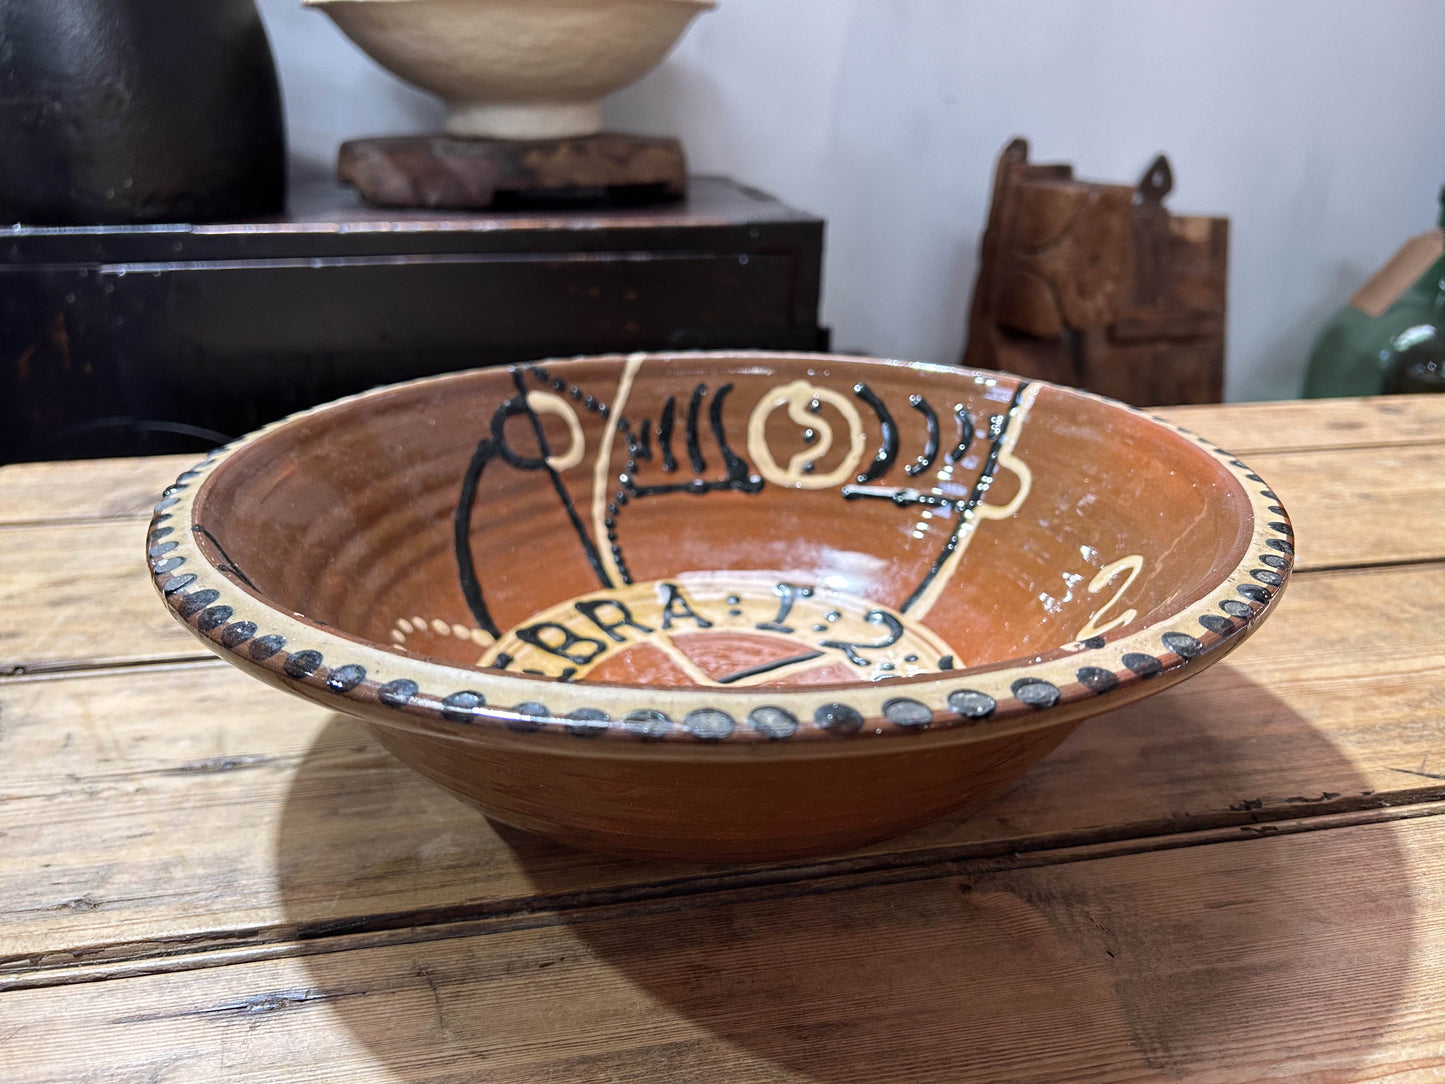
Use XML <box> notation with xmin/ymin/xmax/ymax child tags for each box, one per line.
<box><xmin>1303</xmin><ymin>186</ymin><xmax>1445</xmax><ymax>397</ymax></box>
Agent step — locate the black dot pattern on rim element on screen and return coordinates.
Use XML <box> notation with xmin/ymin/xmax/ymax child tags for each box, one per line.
<box><xmin>162</xmin><ymin>573</ymin><xmax>196</xmax><ymax>594</ymax></box>
<box><xmin>1123</xmin><ymin>653</ymin><xmax>1163</xmax><ymax>678</ymax></box>
<box><xmin>622</xmin><ymin>709</ymin><xmax>672</xmax><ymax>740</ymax></box>
<box><xmin>1162</xmin><ymin>631</ymin><xmax>1203</xmax><ymax>659</ymax></box>
<box><xmin>1260</xmin><ymin>490</ymin><xmax>1278</xmax><ymax>500</ymax></box>
<box><xmin>883</xmin><ymin>697</ymin><xmax>932</xmax><ymax>728</ymax></box>
<box><xmin>283</xmin><ymin>650</ymin><xmax>323</xmax><ymax>679</ymax></box>
<box><xmin>685</xmin><ymin>708</ymin><xmax>735</xmax><ymax>740</ymax></box>
<box><xmin>197</xmin><ymin>605</ymin><xmax>233</xmax><ymax>633</ymax></box>
<box><xmin>378</xmin><ymin>678</ymin><xmax>418</xmax><ymax>707</ymax></box>
<box><xmin>177</xmin><ymin>589</ymin><xmax>219</xmax><ymax>618</ymax></box>
<box><xmin>1198</xmin><ymin>613</ymin><xmax>1234</xmax><ymax>636</ymax></box>
<box><xmin>327</xmin><ymin>664</ymin><xmax>367</xmax><ymax>694</ymax></box>
<box><xmin>1012</xmin><ymin>678</ymin><xmax>1061</xmax><ymax>709</ymax></box>
<box><xmin>748</xmin><ymin>706</ymin><xmax>799</xmax><ymax>739</ymax></box>
<box><xmin>441</xmin><ymin>690</ymin><xmax>485</xmax><ymax>722</ymax></box>
<box><xmin>249</xmin><ymin>634</ymin><xmax>286</xmax><ymax>660</ymax></box>
<box><xmin>1076</xmin><ymin>666</ymin><xmax>1119</xmax><ymax>694</ymax></box>
<box><xmin>508</xmin><ymin>701</ymin><xmax>550</xmax><ymax>732</ymax></box>
<box><xmin>565</xmin><ymin>707</ymin><xmax>610</xmax><ymax>738</ymax></box>
<box><xmin>221</xmin><ymin>621</ymin><xmax>256</xmax><ymax>648</ymax></box>
<box><xmin>815</xmin><ymin>702</ymin><xmax>864</xmax><ymax>735</ymax></box>
<box><xmin>947</xmin><ymin>690</ymin><xmax>996</xmax><ymax>719</ymax></box>
<box><xmin>138</xmin><ymin>416</ymin><xmax>1291</xmax><ymax>746</ymax></box>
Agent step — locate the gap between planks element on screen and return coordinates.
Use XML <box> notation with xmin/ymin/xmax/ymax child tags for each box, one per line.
<box><xmin>7</xmin><ymin>793</ymin><xmax>1445</xmax><ymax>993</ymax></box>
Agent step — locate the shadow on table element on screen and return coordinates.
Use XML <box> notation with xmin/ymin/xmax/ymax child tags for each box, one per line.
<box><xmin>276</xmin><ymin>664</ymin><xmax>1417</xmax><ymax>1081</ymax></box>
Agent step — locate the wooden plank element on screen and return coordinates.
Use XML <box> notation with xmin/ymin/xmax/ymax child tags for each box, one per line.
<box><xmin>1250</xmin><ymin>441</ymin><xmax>1445</xmax><ymax>570</ymax></box>
<box><xmin>4</xmin><ymin>439</ymin><xmax>1442</xmax><ymax>675</ymax></box>
<box><xmin>0</xmin><ymin>520</ymin><xmax>206</xmax><ymax>675</ymax></box>
<box><xmin>0</xmin><ymin>454</ymin><xmax>190</xmax><ymax>526</ymax></box>
<box><xmin>3</xmin><ymin>561</ymin><xmax>1443</xmax><ymax>969</ymax></box>
<box><xmin>2</xmin><ymin>816</ymin><xmax>1441</xmax><ymax>1082</ymax></box>
<box><xmin>1154</xmin><ymin>393</ymin><xmax>1445</xmax><ymax>456</ymax></box>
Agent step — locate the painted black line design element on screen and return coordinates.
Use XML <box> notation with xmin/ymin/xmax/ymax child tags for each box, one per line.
<box><xmin>819</xmin><ymin>609</ymin><xmax>905</xmax><ymax>665</ymax></box>
<box><xmin>454</xmin><ymin>369</ymin><xmax>616</xmax><ymax>635</ymax></box>
<box><xmin>708</xmin><ymin>383</ymin><xmax>755</xmax><ymax>488</ymax></box>
<box><xmin>455</xmin><ymin>424</ymin><xmax>501</xmax><ymax>637</ymax></box>
<box><xmin>906</xmin><ymin>394</ymin><xmax>940</xmax><ymax>477</ymax></box>
<box><xmin>657</xmin><ymin>397</ymin><xmax>677</xmax><ymax>472</ymax></box>
<box><xmin>715</xmin><ymin>650</ymin><xmax>827</xmax><ymax>685</ymax></box>
<box><xmin>756</xmin><ymin>582</ymin><xmax>813</xmax><ymax>634</ymax></box>
<box><xmin>631</xmin><ymin>420</ymin><xmax>653</xmax><ymax>462</ymax></box>
<box><xmin>948</xmin><ymin>404</ymin><xmax>976</xmax><ymax>463</ymax></box>
<box><xmin>511</xmin><ymin>370</ymin><xmax>613</xmax><ymax>589</ymax></box>
<box><xmin>685</xmin><ymin>383</ymin><xmax>707</xmax><ymax>474</ymax></box>
<box><xmin>192</xmin><ymin>523</ymin><xmax>258</xmax><ymax>591</ymax></box>
<box><xmin>900</xmin><ymin>382</ymin><xmax>1029</xmax><ymax>613</ymax></box>
<box><xmin>627</xmin><ymin>384</ymin><xmax>762</xmax><ymax>500</ymax></box>
<box><xmin>853</xmin><ymin>383</ymin><xmax>898</xmax><ymax>483</ymax></box>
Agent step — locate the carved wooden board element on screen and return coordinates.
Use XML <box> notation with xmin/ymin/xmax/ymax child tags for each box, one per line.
<box><xmin>965</xmin><ymin>139</ymin><xmax>1228</xmax><ymax>407</ymax></box>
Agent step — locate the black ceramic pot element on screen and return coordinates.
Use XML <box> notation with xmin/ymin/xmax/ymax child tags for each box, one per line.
<box><xmin>0</xmin><ymin>0</ymin><xmax>286</xmax><ymax>224</ymax></box>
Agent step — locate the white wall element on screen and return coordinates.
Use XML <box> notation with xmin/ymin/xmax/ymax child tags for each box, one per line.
<box><xmin>258</xmin><ymin>0</ymin><xmax>1445</xmax><ymax>402</ymax></box>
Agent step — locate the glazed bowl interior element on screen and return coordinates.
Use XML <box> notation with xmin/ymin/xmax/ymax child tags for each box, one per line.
<box><xmin>190</xmin><ymin>353</ymin><xmax>1254</xmax><ymax>692</ymax></box>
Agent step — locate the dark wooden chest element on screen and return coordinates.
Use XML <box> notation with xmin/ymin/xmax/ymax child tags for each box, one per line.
<box><xmin>0</xmin><ymin>175</ymin><xmax>827</xmax><ymax>461</ymax></box>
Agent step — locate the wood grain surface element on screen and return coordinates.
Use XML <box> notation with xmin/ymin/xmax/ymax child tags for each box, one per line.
<box><xmin>3</xmin><ymin>816</ymin><xmax>1442</xmax><ymax>1082</ymax></box>
<box><xmin>2</xmin><ymin>394</ymin><xmax>1443</xmax><ymax>1082</ymax></box>
<box><xmin>2</xmin><ymin>558</ymin><xmax>1442</xmax><ymax>976</ymax></box>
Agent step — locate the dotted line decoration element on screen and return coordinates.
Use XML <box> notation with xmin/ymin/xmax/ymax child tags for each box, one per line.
<box><xmin>148</xmin><ymin>355</ymin><xmax>1294</xmax><ymax>747</ymax></box>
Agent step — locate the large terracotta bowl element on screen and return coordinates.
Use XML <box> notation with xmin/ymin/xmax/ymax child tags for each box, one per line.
<box><xmin>306</xmin><ymin>0</ymin><xmax>714</xmax><ymax>140</ymax></box>
<box><xmin>149</xmin><ymin>353</ymin><xmax>1292</xmax><ymax>861</ymax></box>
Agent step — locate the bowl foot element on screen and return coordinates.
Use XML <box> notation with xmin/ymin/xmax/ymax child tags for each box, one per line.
<box><xmin>446</xmin><ymin>99</ymin><xmax>603</xmax><ymax>141</ymax></box>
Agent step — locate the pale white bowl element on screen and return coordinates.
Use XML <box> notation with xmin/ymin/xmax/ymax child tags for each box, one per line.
<box><xmin>307</xmin><ymin>0</ymin><xmax>714</xmax><ymax>140</ymax></box>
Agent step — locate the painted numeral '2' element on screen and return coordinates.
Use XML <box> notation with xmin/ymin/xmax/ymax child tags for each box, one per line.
<box><xmin>1075</xmin><ymin>554</ymin><xmax>1144</xmax><ymax>640</ymax></box>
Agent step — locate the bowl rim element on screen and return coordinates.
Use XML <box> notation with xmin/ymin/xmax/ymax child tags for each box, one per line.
<box><xmin>148</xmin><ymin>351</ymin><xmax>1293</xmax><ymax>752</ymax></box>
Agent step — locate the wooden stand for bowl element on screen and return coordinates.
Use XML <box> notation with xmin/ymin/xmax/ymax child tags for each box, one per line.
<box><xmin>338</xmin><ymin>132</ymin><xmax>687</xmax><ymax>209</ymax></box>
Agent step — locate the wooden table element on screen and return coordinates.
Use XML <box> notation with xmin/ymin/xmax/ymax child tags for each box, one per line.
<box><xmin>2</xmin><ymin>395</ymin><xmax>1443</xmax><ymax>1082</ymax></box>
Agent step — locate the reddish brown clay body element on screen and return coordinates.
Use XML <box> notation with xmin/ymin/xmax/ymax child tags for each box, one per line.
<box><xmin>149</xmin><ymin>353</ymin><xmax>1292</xmax><ymax>860</ymax></box>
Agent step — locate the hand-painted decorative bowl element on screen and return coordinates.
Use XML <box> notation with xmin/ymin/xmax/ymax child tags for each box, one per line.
<box><xmin>149</xmin><ymin>352</ymin><xmax>1292</xmax><ymax>861</ymax></box>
